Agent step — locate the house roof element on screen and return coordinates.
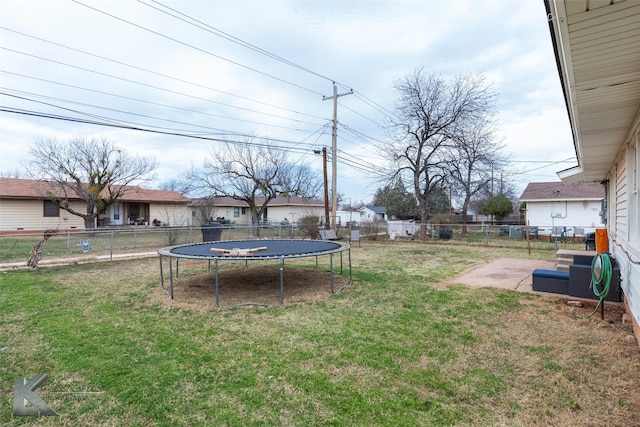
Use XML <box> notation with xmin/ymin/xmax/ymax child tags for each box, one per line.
<box><xmin>359</xmin><ymin>206</ymin><xmax>387</xmax><ymax>214</ymax></box>
<box><xmin>546</xmin><ymin>0</ymin><xmax>640</xmax><ymax>183</ymax></box>
<box><xmin>0</xmin><ymin>178</ymin><xmax>188</xmax><ymax>203</ymax></box>
<box><xmin>519</xmin><ymin>181</ymin><xmax>604</xmax><ymax>201</ymax></box>
<box><xmin>190</xmin><ymin>194</ymin><xmax>324</xmax><ymax>207</ymax></box>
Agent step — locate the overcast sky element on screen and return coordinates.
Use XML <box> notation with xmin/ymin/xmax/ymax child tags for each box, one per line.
<box><xmin>0</xmin><ymin>0</ymin><xmax>577</xmax><ymax>204</ymax></box>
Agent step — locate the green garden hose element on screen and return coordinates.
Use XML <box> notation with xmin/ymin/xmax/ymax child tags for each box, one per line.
<box><xmin>574</xmin><ymin>253</ymin><xmax>612</xmax><ymax>319</ymax></box>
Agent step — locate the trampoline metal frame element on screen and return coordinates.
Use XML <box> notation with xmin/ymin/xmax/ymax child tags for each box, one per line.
<box><xmin>158</xmin><ymin>239</ymin><xmax>352</xmax><ymax>306</ymax></box>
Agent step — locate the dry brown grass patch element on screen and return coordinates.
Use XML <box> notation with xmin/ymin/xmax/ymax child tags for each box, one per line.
<box><xmin>151</xmin><ymin>265</ymin><xmax>348</xmax><ymax>310</ymax></box>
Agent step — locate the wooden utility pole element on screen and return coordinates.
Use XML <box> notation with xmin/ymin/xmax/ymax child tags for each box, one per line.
<box><xmin>322</xmin><ymin>147</ymin><xmax>330</xmax><ymax>229</ymax></box>
<box><xmin>323</xmin><ymin>82</ymin><xmax>352</xmax><ymax>230</ymax></box>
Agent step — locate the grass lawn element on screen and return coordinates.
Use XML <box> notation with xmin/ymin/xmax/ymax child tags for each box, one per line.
<box><xmin>1</xmin><ymin>241</ymin><xmax>638</xmax><ymax>426</ymax></box>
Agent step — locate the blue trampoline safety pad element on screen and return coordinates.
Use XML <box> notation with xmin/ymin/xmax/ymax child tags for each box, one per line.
<box><xmin>532</xmin><ymin>269</ymin><xmax>570</xmax><ymax>280</ymax></box>
<box><xmin>163</xmin><ymin>239</ymin><xmax>346</xmax><ymax>260</ymax></box>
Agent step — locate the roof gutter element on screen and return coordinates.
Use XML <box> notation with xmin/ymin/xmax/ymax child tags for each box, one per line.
<box><xmin>544</xmin><ymin>0</ymin><xmax>585</xmax><ymax>184</ymax></box>
<box><xmin>556</xmin><ymin>165</ymin><xmax>585</xmax><ymax>184</ymax></box>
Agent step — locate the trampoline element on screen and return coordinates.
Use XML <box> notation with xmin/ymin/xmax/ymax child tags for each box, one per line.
<box><xmin>158</xmin><ymin>239</ymin><xmax>352</xmax><ymax>306</ymax></box>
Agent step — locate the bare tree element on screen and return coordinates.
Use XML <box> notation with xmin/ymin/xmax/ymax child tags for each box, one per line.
<box><xmin>380</xmin><ymin>69</ymin><xmax>497</xmax><ymax>229</ymax></box>
<box><xmin>194</xmin><ymin>137</ymin><xmax>322</xmax><ymax>235</ymax></box>
<box><xmin>158</xmin><ymin>177</ymin><xmax>195</xmax><ymax>196</ymax></box>
<box><xmin>447</xmin><ymin>116</ymin><xmax>507</xmax><ymax>230</ymax></box>
<box><xmin>0</xmin><ymin>168</ymin><xmax>27</xmax><ymax>178</ymax></box>
<box><xmin>27</xmin><ymin>137</ymin><xmax>157</xmax><ymax>229</ymax></box>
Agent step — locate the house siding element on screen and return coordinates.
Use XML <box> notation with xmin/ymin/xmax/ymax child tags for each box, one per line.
<box><xmin>614</xmin><ymin>154</ymin><xmax>628</xmax><ymax>241</ymax></box>
<box><xmin>0</xmin><ymin>199</ymin><xmax>87</xmax><ymax>231</ymax></box>
<box><xmin>266</xmin><ymin>205</ymin><xmax>324</xmax><ymax>224</ymax></box>
<box><xmin>525</xmin><ymin>200</ymin><xmax>603</xmax><ymax>234</ymax></box>
<box><xmin>149</xmin><ymin>203</ymin><xmax>191</xmax><ymax>227</ymax></box>
<box><xmin>609</xmin><ymin>128</ymin><xmax>640</xmax><ymax>344</ymax></box>
<box><xmin>191</xmin><ymin>196</ymin><xmax>325</xmax><ymax>226</ymax></box>
<box><xmin>0</xmin><ymin>178</ymin><xmax>190</xmax><ymax>232</ymax></box>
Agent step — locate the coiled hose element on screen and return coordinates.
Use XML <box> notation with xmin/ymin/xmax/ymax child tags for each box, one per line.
<box><xmin>574</xmin><ymin>253</ymin><xmax>612</xmax><ymax>319</ymax></box>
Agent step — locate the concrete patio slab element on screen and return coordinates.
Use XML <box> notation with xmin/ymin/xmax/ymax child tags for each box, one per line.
<box><xmin>451</xmin><ymin>257</ymin><xmax>557</xmax><ymax>293</ymax></box>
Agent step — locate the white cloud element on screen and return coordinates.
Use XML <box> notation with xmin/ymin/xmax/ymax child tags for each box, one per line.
<box><xmin>0</xmin><ymin>0</ymin><xmax>575</xmax><ymax>201</ymax></box>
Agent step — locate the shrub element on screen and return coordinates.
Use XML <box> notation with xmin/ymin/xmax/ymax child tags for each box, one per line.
<box><xmin>298</xmin><ymin>215</ymin><xmax>320</xmax><ymax>239</ymax></box>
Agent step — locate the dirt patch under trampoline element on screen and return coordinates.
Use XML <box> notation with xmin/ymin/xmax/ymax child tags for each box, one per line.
<box><xmin>152</xmin><ymin>266</ymin><xmax>349</xmax><ymax>311</ymax></box>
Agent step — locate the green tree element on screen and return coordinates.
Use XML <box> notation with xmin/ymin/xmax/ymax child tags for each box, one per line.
<box><xmin>372</xmin><ymin>178</ymin><xmax>418</xmax><ymax>220</ymax></box>
<box><xmin>425</xmin><ymin>188</ymin><xmax>450</xmax><ymax>220</ymax></box>
<box><xmin>483</xmin><ymin>194</ymin><xmax>513</xmax><ymax>222</ymax></box>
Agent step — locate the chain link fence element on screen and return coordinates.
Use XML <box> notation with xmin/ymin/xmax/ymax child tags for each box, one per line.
<box><xmin>0</xmin><ymin>222</ymin><xmax>591</xmax><ymax>267</ymax></box>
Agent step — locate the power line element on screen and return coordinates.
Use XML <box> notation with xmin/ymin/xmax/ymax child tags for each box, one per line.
<box><xmin>0</xmin><ymin>102</ymin><xmax>328</xmax><ymax>154</ymax></box>
<box><xmin>0</xmin><ymin>49</ymin><xmax>329</xmax><ymax>130</ymax></box>
<box><xmin>0</xmin><ymin>27</ymin><xmax>327</xmax><ymax>122</ymax></box>
<box><xmin>0</xmin><ymin>85</ymin><xmax>323</xmax><ymax>134</ymax></box>
<box><xmin>140</xmin><ymin>0</ymin><xmax>336</xmax><ymax>84</ymax></box>
<box><xmin>71</xmin><ymin>0</ymin><xmax>326</xmax><ymax>96</ymax></box>
<box><xmin>1</xmin><ymin>104</ymin><xmax>382</xmax><ymax>181</ymax></box>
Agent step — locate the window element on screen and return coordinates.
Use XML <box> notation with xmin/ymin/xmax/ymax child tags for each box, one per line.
<box><xmin>234</xmin><ymin>207</ymin><xmax>240</xmax><ymax>217</ymax></box>
<box><xmin>241</xmin><ymin>207</ymin><xmax>246</xmax><ymax>215</ymax></box>
<box><xmin>43</xmin><ymin>200</ymin><xmax>59</xmax><ymax>217</ymax></box>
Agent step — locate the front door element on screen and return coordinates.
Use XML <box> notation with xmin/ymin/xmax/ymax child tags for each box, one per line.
<box><xmin>110</xmin><ymin>202</ymin><xmax>123</xmax><ymax>226</ymax></box>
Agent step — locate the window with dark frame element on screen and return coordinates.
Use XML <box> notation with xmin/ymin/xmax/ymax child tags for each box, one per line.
<box><xmin>234</xmin><ymin>207</ymin><xmax>240</xmax><ymax>217</ymax></box>
<box><xmin>43</xmin><ymin>200</ymin><xmax>59</xmax><ymax>217</ymax></box>
<box><xmin>241</xmin><ymin>207</ymin><xmax>246</xmax><ymax>215</ymax></box>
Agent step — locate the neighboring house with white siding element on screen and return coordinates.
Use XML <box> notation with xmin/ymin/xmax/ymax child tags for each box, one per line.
<box><xmin>519</xmin><ymin>181</ymin><xmax>605</xmax><ymax>238</ymax></box>
<box><xmin>0</xmin><ymin>177</ymin><xmax>190</xmax><ymax>232</ymax></box>
<box><xmin>358</xmin><ymin>206</ymin><xmax>386</xmax><ymax>223</ymax></box>
<box><xmin>546</xmin><ymin>0</ymin><xmax>640</xmax><ymax>344</ymax></box>
<box><xmin>189</xmin><ymin>195</ymin><xmax>325</xmax><ymax>226</ymax></box>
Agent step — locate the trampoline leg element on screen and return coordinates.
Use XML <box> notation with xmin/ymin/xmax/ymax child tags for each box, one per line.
<box><xmin>176</xmin><ymin>259</ymin><xmax>179</xmax><ymax>278</ymax></box>
<box><xmin>279</xmin><ymin>258</ymin><xmax>284</xmax><ymax>304</ymax></box>
<box><xmin>349</xmin><ymin>247</ymin><xmax>353</xmax><ymax>285</ymax></box>
<box><xmin>215</xmin><ymin>258</ymin><xmax>220</xmax><ymax>307</ymax></box>
<box><xmin>168</xmin><ymin>257</ymin><xmax>174</xmax><ymax>299</ymax></box>
<box><xmin>159</xmin><ymin>254</ymin><xmax>171</xmax><ymax>298</ymax></box>
<box><xmin>330</xmin><ymin>253</ymin><xmax>335</xmax><ymax>294</ymax></box>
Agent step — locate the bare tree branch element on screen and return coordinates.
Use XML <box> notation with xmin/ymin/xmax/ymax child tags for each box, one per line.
<box><xmin>27</xmin><ymin>137</ymin><xmax>157</xmax><ymax>229</ymax></box>
<box><xmin>380</xmin><ymin>69</ymin><xmax>498</xmax><ymax>225</ymax></box>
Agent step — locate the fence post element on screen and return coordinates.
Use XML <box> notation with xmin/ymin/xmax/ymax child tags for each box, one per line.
<box><xmin>110</xmin><ymin>230</ymin><xmax>114</xmax><ymax>261</ymax></box>
<box><xmin>67</xmin><ymin>230</ymin><xmax>70</xmax><ymax>250</ymax></box>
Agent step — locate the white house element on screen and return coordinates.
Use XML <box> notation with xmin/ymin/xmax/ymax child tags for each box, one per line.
<box><xmin>519</xmin><ymin>181</ymin><xmax>605</xmax><ymax>239</ymax></box>
<box><xmin>0</xmin><ymin>177</ymin><xmax>190</xmax><ymax>232</ymax></box>
<box><xmin>189</xmin><ymin>195</ymin><xmax>325</xmax><ymax>226</ymax></box>
<box><xmin>546</xmin><ymin>0</ymin><xmax>640</xmax><ymax>345</ymax></box>
<box><xmin>358</xmin><ymin>206</ymin><xmax>387</xmax><ymax>223</ymax></box>
<box><xmin>334</xmin><ymin>210</ymin><xmax>359</xmax><ymax>228</ymax></box>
